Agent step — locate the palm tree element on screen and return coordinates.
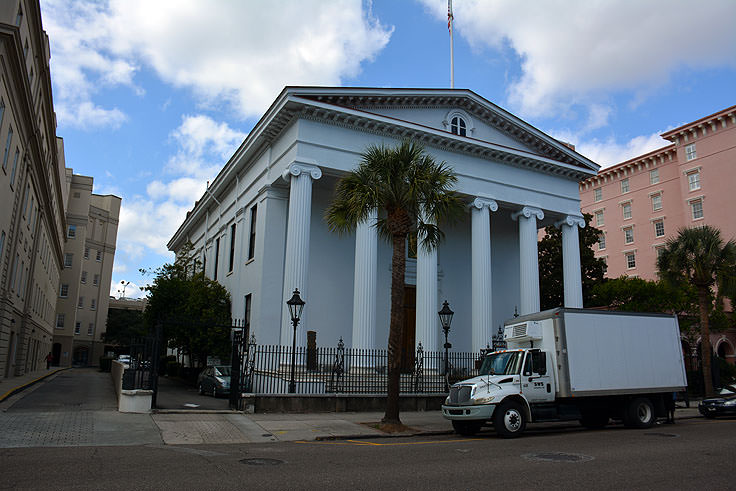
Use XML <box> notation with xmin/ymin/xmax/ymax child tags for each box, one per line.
<box><xmin>657</xmin><ymin>225</ymin><xmax>736</xmax><ymax>397</ymax></box>
<box><xmin>326</xmin><ymin>140</ymin><xmax>463</xmax><ymax>425</ymax></box>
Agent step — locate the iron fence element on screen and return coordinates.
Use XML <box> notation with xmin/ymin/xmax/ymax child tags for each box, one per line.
<box><xmin>231</xmin><ymin>336</ymin><xmax>484</xmax><ymax>397</ymax></box>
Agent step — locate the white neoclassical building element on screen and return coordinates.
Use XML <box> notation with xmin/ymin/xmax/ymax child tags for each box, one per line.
<box><xmin>168</xmin><ymin>87</ymin><xmax>599</xmax><ymax>356</ymax></box>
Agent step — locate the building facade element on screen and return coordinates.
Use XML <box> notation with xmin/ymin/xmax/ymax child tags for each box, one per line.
<box><xmin>52</xmin><ymin>169</ymin><xmax>120</xmax><ymax>367</ymax></box>
<box><xmin>579</xmin><ymin>105</ymin><xmax>736</xmax><ymax>364</ymax></box>
<box><xmin>169</xmin><ymin>87</ymin><xmax>598</xmax><ymax>356</ymax></box>
<box><xmin>0</xmin><ymin>1</ymin><xmax>67</xmax><ymax>381</ymax></box>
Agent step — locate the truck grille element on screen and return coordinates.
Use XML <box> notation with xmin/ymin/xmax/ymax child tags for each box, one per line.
<box><xmin>449</xmin><ymin>385</ymin><xmax>472</xmax><ymax>404</ymax></box>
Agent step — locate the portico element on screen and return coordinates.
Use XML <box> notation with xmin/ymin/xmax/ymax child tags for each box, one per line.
<box><xmin>168</xmin><ymin>87</ymin><xmax>599</xmax><ymax>354</ymax></box>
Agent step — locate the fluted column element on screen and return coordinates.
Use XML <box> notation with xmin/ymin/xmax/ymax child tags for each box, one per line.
<box><xmin>281</xmin><ymin>163</ymin><xmax>322</xmax><ymax>345</ymax></box>
<box><xmin>352</xmin><ymin>208</ymin><xmax>377</xmax><ymax>352</ymax></box>
<box><xmin>471</xmin><ymin>197</ymin><xmax>498</xmax><ymax>352</ymax></box>
<box><xmin>415</xmin><ymin>213</ymin><xmax>438</xmax><ymax>353</ymax></box>
<box><xmin>556</xmin><ymin>215</ymin><xmax>586</xmax><ymax>308</ymax></box>
<box><xmin>512</xmin><ymin>206</ymin><xmax>544</xmax><ymax>315</ymax></box>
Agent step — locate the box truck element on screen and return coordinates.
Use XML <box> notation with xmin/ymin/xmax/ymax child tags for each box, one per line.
<box><xmin>441</xmin><ymin>308</ymin><xmax>687</xmax><ymax>438</ymax></box>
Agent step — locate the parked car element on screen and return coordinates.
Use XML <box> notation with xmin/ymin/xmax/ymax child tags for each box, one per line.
<box><xmin>197</xmin><ymin>366</ymin><xmax>231</xmax><ymax>397</ymax></box>
<box><xmin>699</xmin><ymin>385</ymin><xmax>736</xmax><ymax>418</ymax></box>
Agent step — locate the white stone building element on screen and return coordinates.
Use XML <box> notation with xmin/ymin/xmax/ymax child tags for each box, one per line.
<box><xmin>168</xmin><ymin>87</ymin><xmax>598</xmax><ymax>357</ymax></box>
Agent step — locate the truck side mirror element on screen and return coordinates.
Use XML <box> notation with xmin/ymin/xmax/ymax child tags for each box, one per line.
<box><xmin>534</xmin><ymin>351</ymin><xmax>547</xmax><ymax>376</ymax></box>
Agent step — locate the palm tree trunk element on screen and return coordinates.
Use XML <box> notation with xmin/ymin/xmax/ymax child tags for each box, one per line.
<box><xmin>698</xmin><ymin>288</ymin><xmax>714</xmax><ymax>397</ymax></box>
<box><xmin>383</xmin><ymin>232</ymin><xmax>407</xmax><ymax>425</ymax></box>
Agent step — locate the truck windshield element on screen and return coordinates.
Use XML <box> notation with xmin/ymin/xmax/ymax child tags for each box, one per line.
<box><xmin>479</xmin><ymin>351</ymin><xmax>524</xmax><ymax>376</ymax></box>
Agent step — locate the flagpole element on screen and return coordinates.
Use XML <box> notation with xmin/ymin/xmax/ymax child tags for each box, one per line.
<box><xmin>448</xmin><ymin>0</ymin><xmax>454</xmax><ymax>88</ymax></box>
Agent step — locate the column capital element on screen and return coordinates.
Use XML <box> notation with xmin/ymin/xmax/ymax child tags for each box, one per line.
<box><xmin>471</xmin><ymin>197</ymin><xmax>498</xmax><ymax>212</ymax></box>
<box><xmin>282</xmin><ymin>162</ymin><xmax>322</xmax><ymax>182</ymax></box>
<box><xmin>555</xmin><ymin>215</ymin><xmax>586</xmax><ymax>229</ymax></box>
<box><xmin>511</xmin><ymin>206</ymin><xmax>544</xmax><ymax>221</ymax></box>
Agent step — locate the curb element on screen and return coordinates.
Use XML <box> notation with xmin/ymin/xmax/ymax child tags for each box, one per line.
<box><xmin>314</xmin><ymin>429</ymin><xmax>453</xmax><ymax>441</ymax></box>
<box><xmin>152</xmin><ymin>409</ymin><xmax>241</xmax><ymax>415</ymax></box>
<box><xmin>0</xmin><ymin>367</ymin><xmax>69</xmax><ymax>402</ymax></box>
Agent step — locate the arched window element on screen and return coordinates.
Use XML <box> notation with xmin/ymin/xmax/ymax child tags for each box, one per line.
<box><xmin>450</xmin><ymin>116</ymin><xmax>467</xmax><ymax>136</ymax></box>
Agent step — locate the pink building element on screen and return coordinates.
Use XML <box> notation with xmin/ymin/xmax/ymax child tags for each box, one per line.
<box><xmin>579</xmin><ymin>105</ymin><xmax>736</xmax><ymax>365</ymax></box>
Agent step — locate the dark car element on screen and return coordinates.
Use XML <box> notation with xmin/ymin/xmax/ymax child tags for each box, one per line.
<box><xmin>699</xmin><ymin>385</ymin><xmax>736</xmax><ymax>418</ymax></box>
<box><xmin>197</xmin><ymin>366</ymin><xmax>231</xmax><ymax>397</ymax></box>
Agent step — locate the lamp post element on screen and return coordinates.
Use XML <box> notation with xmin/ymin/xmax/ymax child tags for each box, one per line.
<box><xmin>286</xmin><ymin>289</ymin><xmax>305</xmax><ymax>394</ymax></box>
<box><xmin>438</xmin><ymin>300</ymin><xmax>454</xmax><ymax>392</ymax></box>
<box><xmin>120</xmin><ymin>280</ymin><xmax>131</xmax><ymax>299</ymax></box>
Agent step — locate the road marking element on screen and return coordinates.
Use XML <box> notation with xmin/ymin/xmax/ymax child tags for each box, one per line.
<box><xmin>295</xmin><ymin>438</ymin><xmax>482</xmax><ymax>446</ymax></box>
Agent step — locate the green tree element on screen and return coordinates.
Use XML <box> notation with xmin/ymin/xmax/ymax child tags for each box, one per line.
<box><xmin>325</xmin><ymin>141</ymin><xmax>463</xmax><ymax>425</ymax></box>
<box><xmin>657</xmin><ymin>225</ymin><xmax>736</xmax><ymax>397</ymax></box>
<box><xmin>104</xmin><ymin>307</ymin><xmax>146</xmax><ymax>346</ymax></box>
<box><xmin>143</xmin><ymin>242</ymin><xmax>232</xmax><ymax>368</ymax></box>
<box><xmin>538</xmin><ymin>213</ymin><xmax>607</xmax><ymax>310</ymax></box>
<box><xmin>590</xmin><ymin>276</ymin><xmax>696</xmax><ymax>314</ymax></box>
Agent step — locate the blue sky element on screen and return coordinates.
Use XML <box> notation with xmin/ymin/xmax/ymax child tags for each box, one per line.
<box><xmin>39</xmin><ymin>0</ymin><xmax>736</xmax><ymax>299</ymax></box>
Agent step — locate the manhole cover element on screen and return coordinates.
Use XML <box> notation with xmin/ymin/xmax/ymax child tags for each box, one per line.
<box><xmin>644</xmin><ymin>432</ymin><xmax>679</xmax><ymax>438</ymax></box>
<box><xmin>523</xmin><ymin>452</ymin><xmax>594</xmax><ymax>463</ymax></box>
<box><xmin>240</xmin><ymin>458</ymin><xmax>284</xmax><ymax>466</ymax></box>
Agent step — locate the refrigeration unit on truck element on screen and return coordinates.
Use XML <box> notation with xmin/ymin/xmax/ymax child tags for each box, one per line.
<box><xmin>442</xmin><ymin>308</ymin><xmax>687</xmax><ymax>438</ymax></box>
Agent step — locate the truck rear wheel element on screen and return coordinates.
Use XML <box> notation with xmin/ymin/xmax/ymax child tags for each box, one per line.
<box><xmin>452</xmin><ymin>420</ymin><xmax>483</xmax><ymax>436</ymax></box>
<box><xmin>493</xmin><ymin>400</ymin><xmax>527</xmax><ymax>438</ymax></box>
<box><xmin>580</xmin><ymin>411</ymin><xmax>609</xmax><ymax>429</ymax></box>
<box><xmin>623</xmin><ymin>397</ymin><xmax>655</xmax><ymax>428</ymax></box>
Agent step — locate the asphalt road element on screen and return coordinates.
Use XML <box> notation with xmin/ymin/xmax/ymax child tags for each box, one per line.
<box><xmin>8</xmin><ymin>368</ymin><xmax>118</xmax><ymax>412</ymax></box>
<box><xmin>1</xmin><ymin>417</ymin><xmax>734</xmax><ymax>490</ymax></box>
<box><xmin>155</xmin><ymin>375</ymin><xmax>230</xmax><ymax>410</ymax></box>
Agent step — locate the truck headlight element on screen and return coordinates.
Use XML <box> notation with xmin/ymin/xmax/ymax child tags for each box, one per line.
<box><xmin>472</xmin><ymin>396</ymin><xmax>495</xmax><ymax>405</ymax></box>
<box><xmin>445</xmin><ymin>396</ymin><xmax>450</xmax><ymax>405</ymax></box>
<box><xmin>724</xmin><ymin>399</ymin><xmax>736</xmax><ymax>406</ymax></box>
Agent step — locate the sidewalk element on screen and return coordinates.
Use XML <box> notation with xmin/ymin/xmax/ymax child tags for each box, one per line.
<box><xmin>0</xmin><ymin>366</ymin><xmax>68</xmax><ymax>404</ymax></box>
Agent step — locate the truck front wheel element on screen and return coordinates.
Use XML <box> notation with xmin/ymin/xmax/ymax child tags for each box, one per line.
<box><xmin>493</xmin><ymin>400</ymin><xmax>527</xmax><ymax>438</ymax></box>
<box><xmin>452</xmin><ymin>420</ymin><xmax>483</xmax><ymax>436</ymax></box>
<box><xmin>624</xmin><ymin>397</ymin><xmax>655</xmax><ymax>428</ymax></box>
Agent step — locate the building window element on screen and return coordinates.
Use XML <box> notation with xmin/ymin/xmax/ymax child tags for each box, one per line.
<box><xmin>656</xmin><ymin>246</ymin><xmax>665</xmax><ymax>259</ymax></box>
<box><xmin>73</xmin><ymin>192</ymin><xmax>80</xmax><ymax>198</ymax></box>
<box><xmin>0</xmin><ymin>99</ymin><xmax>4</xmax><ymax>134</ymax></box>
<box><xmin>654</xmin><ymin>220</ymin><xmax>665</xmax><ymax>238</ymax></box>
<box><xmin>690</xmin><ymin>199</ymin><xmax>704</xmax><ymax>220</ymax></box>
<box><xmin>84</xmin><ymin>247</ymin><xmax>90</xmax><ymax>259</ymax></box>
<box><xmin>651</xmin><ymin>193</ymin><xmax>662</xmax><ymax>211</ymax></box>
<box><xmin>10</xmin><ymin>254</ymin><xmax>18</xmax><ymax>290</ymax></box>
<box><xmin>56</xmin><ymin>314</ymin><xmax>65</xmax><ymax>329</ymax></box>
<box><xmin>685</xmin><ymin>143</ymin><xmax>697</xmax><ymax>161</ymax></box>
<box><xmin>60</xmin><ymin>284</ymin><xmax>69</xmax><ymax>297</ymax></box>
<box><xmin>74</xmin><ymin>322</ymin><xmax>81</xmax><ymax>335</ymax></box>
<box><xmin>598</xmin><ymin>233</ymin><xmax>606</xmax><ymax>251</ymax></box>
<box><xmin>214</xmin><ymin>237</ymin><xmax>220</xmax><ymax>281</ymax></box>
<box><xmin>64</xmin><ymin>253</ymin><xmax>73</xmax><ymax>268</ymax></box>
<box><xmin>88</xmin><ymin>323</ymin><xmax>94</xmax><ymax>336</ymax></box>
<box><xmin>15</xmin><ymin>6</ymin><xmax>23</xmax><ymax>26</ymax></box>
<box><xmin>90</xmin><ymin>299</ymin><xmax>96</xmax><ymax>310</ymax></box>
<box><xmin>624</xmin><ymin>226</ymin><xmax>634</xmax><ymax>244</ymax></box>
<box><xmin>687</xmin><ymin>170</ymin><xmax>700</xmax><ymax>191</ymax></box>
<box><xmin>10</xmin><ymin>148</ymin><xmax>19</xmax><ymax>188</ymax></box>
<box><xmin>649</xmin><ymin>169</ymin><xmax>659</xmax><ymax>185</ymax></box>
<box><xmin>23</xmin><ymin>39</ymin><xmax>28</xmax><ymax>59</ymax></box>
<box><xmin>22</xmin><ymin>185</ymin><xmax>30</xmax><ymax>216</ymax></box>
<box><xmin>244</xmin><ymin>294</ymin><xmax>252</xmax><ymax>333</ymax></box>
<box><xmin>93</xmin><ymin>274</ymin><xmax>99</xmax><ymax>286</ymax></box>
<box><xmin>78</xmin><ymin>297</ymin><xmax>84</xmax><ymax>308</ymax></box>
<box><xmin>622</xmin><ymin>202</ymin><xmax>632</xmax><ymax>220</ymax></box>
<box><xmin>229</xmin><ymin>223</ymin><xmax>236</xmax><ymax>272</ymax></box>
<box><xmin>68</xmin><ymin>225</ymin><xmax>76</xmax><ymax>238</ymax></box>
<box><xmin>625</xmin><ymin>252</ymin><xmax>636</xmax><ymax>269</ymax></box>
<box><xmin>248</xmin><ymin>205</ymin><xmax>257</xmax><ymax>260</ymax></box>
<box><xmin>620</xmin><ymin>178</ymin><xmax>630</xmax><ymax>194</ymax></box>
<box><xmin>81</xmin><ymin>271</ymin><xmax>87</xmax><ymax>283</ymax></box>
<box><xmin>96</xmin><ymin>250</ymin><xmax>102</xmax><ymax>261</ymax></box>
<box><xmin>594</xmin><ymin>187</ymin><xmax>602</xmax><ymax>202</ymax></box>
<box><xmin>0</xmin><ymin>231</ymin><xmax>4</xmax><ymax>259</ymax></box>
<box><xmin>594</xmin><ymin>210</ymin><xmax>604</xmax><ymax>227</ymax></box>
<box><xmin>3</xmin><ymin>127</ymin><xmax>13</xmax><ymax>177</ymax></box>
<box><xmin>450</xmin><ymin>116</ymin><xmax>467</xmax><ymax>136</ymax></box>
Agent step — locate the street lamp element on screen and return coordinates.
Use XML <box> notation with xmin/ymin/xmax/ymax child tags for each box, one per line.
<box><xmin>438</xmin><ymin>300</ymin><xmax>454</xmax><ymax>392</ymax></box>
<box><xmin>286</xmin><ymin>288</ymin><xmax>305</xmax><ymax>394</ymax></box>
<box><xmin>120</xmin><ymin>280</ymin><xmax>131</xmax><ymax>299</ymax></box>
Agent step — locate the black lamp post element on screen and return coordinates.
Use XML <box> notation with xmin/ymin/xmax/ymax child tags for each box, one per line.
<box><xmin>286</xmin><ymin>289</ymin><xmax>305</xmax><ymax>394</ymax></box>
<box><xmin>438</xmin><ymin>300</ymin><xmax>454</xmax><ymax>392</ymax></box>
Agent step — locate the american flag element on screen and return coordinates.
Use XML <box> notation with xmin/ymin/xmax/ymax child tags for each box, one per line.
<box><xmin>447</xmin><ymin>0</ymin><xmax>453</xmax><ymax>31</ymax></box>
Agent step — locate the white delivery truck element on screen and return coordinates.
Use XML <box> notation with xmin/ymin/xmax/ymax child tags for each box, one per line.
<box><xmin>442</xmin><ymin>308</ymin><xmax>687</xmax><ymax>438</ymax></box>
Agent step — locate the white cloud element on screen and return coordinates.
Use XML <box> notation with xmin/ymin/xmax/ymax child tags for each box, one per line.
<box><xmin>554</xmin><ymin>130</ymin><xmax>671</xmax><ymax>169</ymax></box>
<box><xmin>41</xmin><ymin>0</ymin><xmax>393</xmax><ymax>128</ymax></box>
<box><xmin>421</xmin><ymin>0</ymin><xmax>736</xmax><ymax>119</ymax></box>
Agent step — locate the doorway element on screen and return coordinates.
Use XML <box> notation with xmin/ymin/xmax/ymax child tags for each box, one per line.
<box><xmin>400</xmin><ymin>286</ymin><xmax>416</xmax><ymax>373</ymax></box>
<box><xmin>52</xmin><ymin>343</ymin><xmax>61</xmax><ymax>366</ymax></box>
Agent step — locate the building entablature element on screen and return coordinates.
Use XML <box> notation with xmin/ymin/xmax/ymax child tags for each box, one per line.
<box><xmin>660</xmin><ymin>104</ymin><xmax>736</xmax><ymax>144</ymax></box>
<box><xmin>579</xmin><ymin>145</ymin><xmax>677</xmax><ymax>191</ymax></box>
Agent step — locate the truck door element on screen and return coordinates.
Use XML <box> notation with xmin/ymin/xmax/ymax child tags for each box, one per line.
<box><xmin>522</xmin><ymin>350</ymin><xmax>554</xmax><ymax>403</ymax></box>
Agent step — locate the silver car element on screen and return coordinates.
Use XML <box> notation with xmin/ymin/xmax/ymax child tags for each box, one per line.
<box><xmin>197</xmin><ymin>365</ymin><xmax>231</xmax><ymax>397</ymax></box>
